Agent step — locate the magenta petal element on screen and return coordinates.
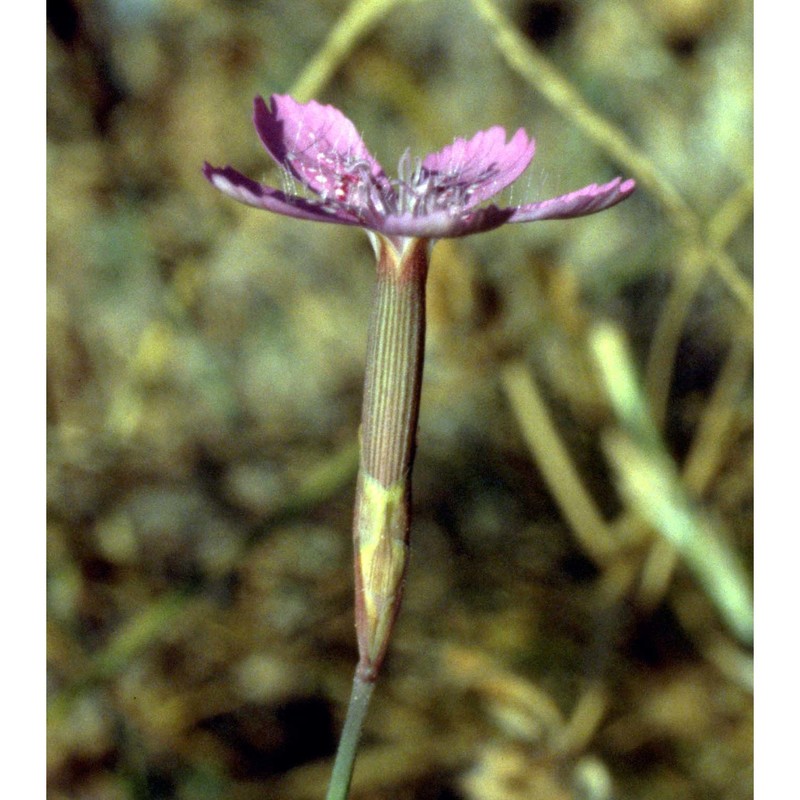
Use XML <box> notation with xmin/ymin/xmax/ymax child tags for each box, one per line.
<box><xmin>421</xmin><ymin>126</ymin><xmax>535</xmax><ymax>208</ymax></box>
<box><xmin>374</xmin><ymin>206</ymin><xmax>514</xmax><ymax>239</ymax></box>
<box><xmin>206</xmin><ymin>93</ymin><xmax>636</xmax><ymax>239</ymax></box>
<box><xmin>506</xmin><ymin>177</ymin><xmax>636</xmax><ymax>222</ymax></box>
<box><xmin>202</xmin><ymin>163</ymin><xmax>364</xmax><ymax>227</ymax></box>
<box><xmin>254</xmin><ymin>95</ymin><xmax>386</xmax><ymax>197</ymax></box>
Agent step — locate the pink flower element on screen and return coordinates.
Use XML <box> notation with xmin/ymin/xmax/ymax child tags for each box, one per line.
<box><xmin>204</xmin><ymin>94</ymin><xmax>635</xmax><ymax>245</ymax></box>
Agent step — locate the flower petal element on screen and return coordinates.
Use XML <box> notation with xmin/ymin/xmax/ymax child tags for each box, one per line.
<box><xmin>203</xmin><ymin>163</ymin><xmax>365</xmax><ymax>227</ymax></box>
<box><xmin>506</xmin><ymin>177</ymin><xmax>636</xmax><ymax>222</ymax></box>
<box><xmin>421</xmin><ymin>126</ymin><xmax>535</xmax><ymax>208</ymax></box>
<box><xmin>254</xmin><ymin>95</ymin><xmax>386</xmax><ymax>197</ymax></box>
<box><xmin>376</xmin><ymin>205</ymin><xmax>515</xmax><ymax>239</ymax></box>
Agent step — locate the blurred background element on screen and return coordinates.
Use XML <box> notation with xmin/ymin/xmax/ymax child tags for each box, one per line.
<box><xmin>47</xmin><ymin>0</ymin><xmax>753</xmax><ymax>798</ymax></box>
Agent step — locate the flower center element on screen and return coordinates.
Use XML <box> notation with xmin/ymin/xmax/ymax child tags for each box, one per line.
<box><xmin>285</xmin><ymin>147</ymin><xmax>498</xmax><ymax>222</ymax></box>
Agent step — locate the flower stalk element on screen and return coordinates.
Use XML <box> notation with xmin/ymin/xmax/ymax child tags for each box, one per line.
<box><xmin>324</xmin><ymin>674</ymin><xmax>375</xmax><ymax>800</ymax></box>
<box><xmin>325</xmin><ymin>236</ymin><xmax>429</xmax><ymax>799</ymax></box>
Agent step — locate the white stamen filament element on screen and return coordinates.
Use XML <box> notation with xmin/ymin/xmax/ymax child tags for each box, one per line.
<box><xmin>281</xmin><ymin>144</ymin><xmax>508</xmax><ymax>223</ymax></box>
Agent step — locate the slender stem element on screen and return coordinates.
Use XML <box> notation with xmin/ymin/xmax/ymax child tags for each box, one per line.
<box><xmin>325</xmin><ymin>676</ymin><xmax>376</xmax><ymax>800</ymax></box>
<box><xmin>325</xmin><ymin>236</ymin><xmax>429</xmax><ymax>800</ymax></box>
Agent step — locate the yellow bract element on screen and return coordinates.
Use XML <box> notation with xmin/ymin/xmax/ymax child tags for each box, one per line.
<box><xmin>356</xmin><ymin>474</ymin><xmax>409</xmax><ymax>663</ymax></box>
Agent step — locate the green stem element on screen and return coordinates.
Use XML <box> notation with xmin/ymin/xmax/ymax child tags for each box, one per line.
<box><xmin>325</xmin><ymin>675</ymin><xmax>376</xmax><ymax>800</ymax></box>
<box><xmin>326</xmin><ymin>235</ymin><xmax>429</xmax><ymax>800</ymax></box>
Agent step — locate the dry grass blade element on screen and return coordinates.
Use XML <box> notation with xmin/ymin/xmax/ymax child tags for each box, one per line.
<box><xmin>500</xmin><ymin>361</ymin><xmax>620</xmax><ymax>567</ymax></box>
<box><xmin>290</xmin><ymin>0</ymin><xmax>413</xmax><ymax>102</ymax></box>
<box><xmin>468</xmin><ymin>0</ymin><xmax>694</xmax><ymax>231</ymax></box>
<box><xmin>590</xmin><ymin>323</ymin><xmax>753</xmax><ymax>645</ymax></box>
